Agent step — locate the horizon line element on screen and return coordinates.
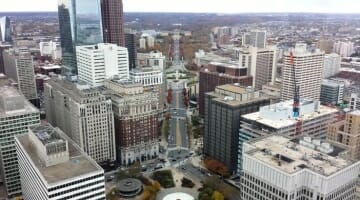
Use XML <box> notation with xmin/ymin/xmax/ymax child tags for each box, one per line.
<box><xmin>0</xmin><ymin>11</ymin><xmax>360</xmax><ymax>15</ymax></box>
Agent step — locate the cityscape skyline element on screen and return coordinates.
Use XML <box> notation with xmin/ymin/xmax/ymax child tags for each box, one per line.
<box><xmin>0</xmin><ymin>0</ymin><xmax>359</xmax><ymax>13</ymax></box>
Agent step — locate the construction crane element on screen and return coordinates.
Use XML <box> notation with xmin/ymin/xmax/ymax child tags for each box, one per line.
<box><xmin>290</xmin><ymin>51</ymin><xmax>303</xmax><ymax>135</ymax></box>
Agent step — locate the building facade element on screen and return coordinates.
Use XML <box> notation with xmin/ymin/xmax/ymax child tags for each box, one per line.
<box><xmin>105</xmin><ymin>79</ymin><xmax>159</xmax><ymax>165</ymax></box>
<box><xmin>101</xmin><ymin>0</ymin><xmax>125</xmax><ymax>46</ymax></box>
<box><xmin>125</xmin><ymin>32</ymin><xmax>136</xmax><ymax>70</ymax></box>
<box><xmin>241</xmin><ymin>135</ymin><xmax>360</xmax><ymax>200</ymax></box>
<box><xmin>3</xmin><ymin>48</ymin><xmax>38</xmax><ymax>106</ymax></box>
<box><xmin>281</xmin><ymin>44</ymin><xmax>325</xmax><ymax>101</ymax></box>
<box><xmin>58</xmin><ymin>0</ymin><xmax>103</xmax><ymax>74</ymax></box>
<box><xmin>350</xmin><ymin>93</ymin><xmax>360</xmax><ymax>110</ymax></box>
<box><xmin>234</xmin><ymin>46</ymin><xmax>277</xmax><ymax>90</ymax></box>
<box><xmin>238</xmin><ymin>100</ymin><xmax>338</xmax><ymax>173</ymax></box>
<box><xmin>0</xmin><ymin>86</ymin><xmax>40</xmax><ymax>197</ymax></box>
<box><xmin>0</xmin><ymin>16</ymin><xmax>12</xmax><ymax>43</ymax></box>
<box><xmin>45</xmin><ymin>78</ymin><xmax>116</xmax><ymax>164</ymax></box>
<box><xmin>320</xmin><ymin>79</ymin><xmax>344</xmax><ymax>105</ymax></box>
<box><xmin>333</xmin><ymin>41</ymin><xmax>354</xmax><ymax>57</ymax></box>
<box><xmin>77</xmin><ymin>43</ymin><xmax>129</xmax><ymax>87</ymax></box>
<box><xmin>323</xmin><ymin>53</ymin><xmax>341</xmax><ymax>78</ymax></box>
<box><xmin>15</xmin><ymin>124</ymin><xmax>105</xmax><ymax>200</ymax></box>
<box><xmin>204</xmin><ymin>84</ymin><xmax>270</xmax><ymax>172</ymax></box>
<box><xmin>137</xmin><ymin>51</ymin><xmax>166</xmax><ymax>70</ymax></box>
<box><xmin>199</xmin><ymin>62</ymin><xmax>253</xmax><ymax>116</ymax></box>
<box><xmin>39</xmin><ymin>40</ymin><xmax>62</xmax><ymax>60</ymax></box>
<box><xmin>328</xmin><ymin>110</ymin><xmax>360</xmax><ymax>160</ymax></box>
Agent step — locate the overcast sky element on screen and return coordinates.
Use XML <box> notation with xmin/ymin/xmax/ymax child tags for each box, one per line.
<box><xmin>0</xmin><ymin>0</ymin><xmax>358</xmax><ymax>13</ymax></box>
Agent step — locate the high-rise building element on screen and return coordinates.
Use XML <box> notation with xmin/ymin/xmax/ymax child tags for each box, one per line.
<box><xmin>0</xmin><ymin>44</ymin><xmax>11</xmax><ymax>74</ymax></box>
<box><xmin>281</xmin><ymin>44</ymin><xmax>325</xmax><ymax>101</ymax></box>
<box><xmin>320</xmin><ymin>79</ymin><xmax>344</xmax><ymax>105</ymax></box>
<box><xmin>204</xmin><ymin>84</ymin><xmax>270</xmax><ymax>172</ymax></box>
<box><xmin>104</xmin><ymin>79</ymin><xmax>159</xmax><ymax>165</ymax></box>
<box><xmin>323</xmin><ymin>53</ymin><xmax>341</xmax><ymax>78</ymax></box>
<box><xmin>250</xmin><ymin>30</ymin><xmax>266</xmax><ymax>48</ymax></box>
<box><xmin>350</xmin><ymin>93</ymin><xmax>360</xmax><ymax>110</ymax></box>
<box><xmin>333</xmin><ymin>41</ymin><xmax>354</xmax><ymax>57</ymax></box>
<box><xmin>234</xmin><ymin>46</ymin><xmax>277</xmax><ymax>90</ymax></box>
<box><xmin>0</xmin><ymin>16</ymin><xmax>12</xmax><ymax>43</ymax></box>
<box><xmin>0</xmin><ymin>86</ymin><xmax>40</xmax><ymax>197</ymax></box>
<box><xmin>77</xmin><ymin>43</ymin><xmax>129</xmax><ymax>87</ymax></box>
<box><xmin>241</xmin><ymin>135</ymin><xmax>360</xmax><ymax>200</ymax></box>
<box><xmin>15</xmin><ymin>124</ymin><xmax>105</xmax><ymax>200</ymax></box>
<box><xmin>147</xmin><ymin>36</ymin><xmax>155</xmax><ymax>48</ymax></box>
<box><xmin>58</xmin><ymin>0</ymin><xmax>103</xmax><ymax>75</ymax></box>
<box><xmin>3</xmin><ymin>47</ymin><xmax>39</xmax><ymax>106</ymax></box>
<box><xmin>328</xmin><ymin>110</ymin><xmax>360</xmax><ymax>160</ymax></box>
<box><xmin>125</xmin><ymin>32</ymin><xmax>137</xmax><ymax>70</ymax></box>
<box><xmin>44</xmin><ymin>78</ymin><xmax>116</xmax><ymax>164</ymax></box>
<box><xmin>198</xmin><ymin>62</ymin><xmax>253</xmax><ymax>116</ymax></box>
<box><xmin>238</xmin><ymin>100</ymin><xmax>338</xmax><ymax>173</ymax></box>
<box><xmin>39</xmin><ymin>40</ymin><xmax>62</xmax><ymax>60</ymax></box>
<box><xmin>139</xmin><ymin>37</ymin><xmax>146</xmax><ymax>49</ymax></box>
<box><xmin>101</xmin><ymin>0</ymin><xmax>125</xmax><ymax>46</ymax></box>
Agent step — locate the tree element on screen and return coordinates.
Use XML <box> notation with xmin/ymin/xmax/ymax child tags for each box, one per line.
<box><xmin>153</xmin><ymin>181</ymin><xmax>161</xmax><ymax>192</ymax></box>
<box><xmin>212</xmin><ymin>191</ymin><xmax>224</xmax><ymax>200</ymax></box>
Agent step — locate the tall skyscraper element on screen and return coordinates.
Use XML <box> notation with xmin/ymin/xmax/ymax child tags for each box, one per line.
<box><xmin>281</xmin><ymin>44</ymin><xmax>324</xmax><ymax>101</ymax></box>
<box><xmin>333</xmin><ymin>41</ymin><xmax>354</xmax><ymax>57</ymax></box>
<box><xmin>44</xmin><ymin>78</ymin><xmax>116</xmax><ymax>165</ymax></box>
<box><xmin>0</xmin><ymin>86</ymin><xmax>40</xmax><ymax>197</ymax></box>
<box><xmin>125</xmin><ymin>32</ymin><xmax>137</xmax><ymax>70</ymax></box>
<box><xmin>58</xmin><ymin>0</ymin><xmax>103</xmax><ymax>75</ymax></box>
<box><xmin>0</xmin><ymin>16</ymin><xmax>12</xmax><ymax>43</ymax></box>
<box><xmin>241</xmin><ymin>135</ymin><xmax>360</xmax><ymax>200</ymax></box>
<box><xmin>104</xmin><ymin>79</ymin><xmax>159</xmax><ymax>165</ymax></box>
<box><xmin>101</xmin><ymin>0</ymin><xmax>125</xmax><ymax>46</ymax></box>
<box><xmin>77</xmin><ymin>43</ymin><xmax>129</xmax><ymax>87</ymax></box>
<box><xmin>204</xmin><ymin>84</ymin><xmax>270</xmax><ymax>172</ymax></box>
<box><xmin>15</xmin><ymin>124</ymin><xmax>105</xmax><ymax>199</ymax></box>
<box><xmin>3</xmin><ymin>47</ymin><xmax>39</xmax><ymax>107</ymax></box>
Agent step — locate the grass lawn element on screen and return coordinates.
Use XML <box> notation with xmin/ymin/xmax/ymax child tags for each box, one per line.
<box><xmin>151</xmin><ymin>170</ymin><xmax>175</xmax><ymax>188</ymax></box>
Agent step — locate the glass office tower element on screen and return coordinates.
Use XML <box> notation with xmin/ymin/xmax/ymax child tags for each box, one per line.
<box><xmin>58</xmin><ymin>0</ymin><xmax>103</xmax><ymax>75</ymax></box>
<box><xmin>0</xmin><ymin>16</ymin><xmax>12</xmax><ymax>43</ymax></box>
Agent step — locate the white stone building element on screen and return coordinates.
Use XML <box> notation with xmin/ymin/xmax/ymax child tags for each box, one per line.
<box><xmin>0</xmin><ymin>86</ymin><xmax>40</xmax><ymax>197</ymax></box>
<box><xmin>323</xmin><ymin>53</ymin><xmax>341</xmax><ymax>78</ymax></box>
<box><xmin>77</xmin><ymin>43</ymin><xmax>129</xmax><ymax>87</ymax></box>
<box><xmin>15</xmin><ymin>124</ymin><xmax>105</xmax><ymax>200</ymax></box>
<box><xmin>241</xmin><ymin>135</ymin><xmax>360</xmax><ymax>200</ymax></box>
<box><xmin>44</xmin><ymin>78</ymin><xmax>116</xmax><ymax>164</ymax></box>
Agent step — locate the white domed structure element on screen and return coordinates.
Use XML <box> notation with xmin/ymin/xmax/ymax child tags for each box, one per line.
<box><xmin>163</xmin><ymin>192</ymin><xmax>194</xmax><ymax>200</ymax></box>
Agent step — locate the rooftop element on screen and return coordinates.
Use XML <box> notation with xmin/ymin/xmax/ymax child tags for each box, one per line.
<box><xmin>242</xmin><ymin>100</ymin><xmax>338</xmax><ymax>129</ymax></box>
<box><xmin>349</xmin><ymin>110</ymin><xmax>360</xmax><ymax>116</ymax></box>
<box><xmin>0</xmin><ymin>86</ymin><xmax>38</xmax><ymax>117</ymax></box>
<box><xmin>246</xmin><ymin>135</ymin><xmax>351</xmax><ymax>176</ymax></box>
<box><xmin>16</xmin><ymin>127</ymin><xmax>102</xmax><ymax>185</ymax></box>
<box><xmin>30</xmin><ymin>125</ymin><xmax>63</xmax><ymax>146</ymax></box>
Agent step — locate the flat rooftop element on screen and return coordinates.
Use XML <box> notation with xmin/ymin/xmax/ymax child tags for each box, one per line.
<box><xmin>30</xmin><ymin>125</ymin><xmax>64</xmax><ymax>146</ymax></box>
<box><xmin>349</xmin><ymin>110</ymin><xmax>360</xmax><ymax>116</ymax></box>
<box><xmin>246</xmin><ymin>135</ymin><xmax>351</xmax><ymax>176</ymax></box>
<box><xmin>242</xmin><ymin>100</ymin><xmax>338</xmax><ymax>129</ymax></box>
<box><xmin>16</xmin><ymin>130</ymin><xmax>102</xmax><ymax>185</ymax></box>
<box><xmin>0</xmin><ymin>86</ymin><xmax>38</xmax><ymax>117</ymax></box>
